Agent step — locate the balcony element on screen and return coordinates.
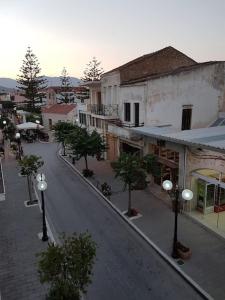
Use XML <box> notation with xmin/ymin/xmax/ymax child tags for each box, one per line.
<box><xmin>108</xmin><ymin>120</ymin><xmax>144</xmax><ymax>143</ymax></box>
<box><xmin>89</xmin><ymin>104</ymin><xmax>118</xmax><ymax>117</ymax></box>
<box><xmin>108</xmin><ymin>119</ymin><xmax>144</xmax><ymax>128</ymax></box>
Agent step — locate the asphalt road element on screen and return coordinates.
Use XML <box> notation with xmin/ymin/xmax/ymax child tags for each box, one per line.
<box><xmin>24</xmin><ymin>142</ymin><xmax>203</xmax><ymax>300</ymax></box>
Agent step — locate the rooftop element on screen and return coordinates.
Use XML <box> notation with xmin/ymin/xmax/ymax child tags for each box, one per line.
<box><xmin>42</xmin><ymin>104</ymin><xmax>76</xmax><ymax>115</ymax></box>
<box><xmin>132</xmin><ymin>125</ymin><xmax>225</xmax><ymax>153</ymax></box>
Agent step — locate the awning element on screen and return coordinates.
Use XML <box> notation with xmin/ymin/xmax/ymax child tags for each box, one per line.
<box><xmin>16</xmin><ymin>122</ymin><xmax>44</xmax><ymax>130</ymax></box>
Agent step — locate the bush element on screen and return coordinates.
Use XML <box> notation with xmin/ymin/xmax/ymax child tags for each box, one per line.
<box><xmin>82</xmin><ymin>169</ymin><xmax>94</xmax><ymax>177</ymax></box>
<box><xmin>101</xmin><ymin>182</ymin><xmax>112</xmax><ymax>196</ymax></box>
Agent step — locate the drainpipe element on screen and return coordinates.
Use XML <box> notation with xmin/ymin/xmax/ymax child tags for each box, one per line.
<box><xmin>183</xmin><ymin>145</ymin><xmax>187</xmax><ymax>189</ymax></box>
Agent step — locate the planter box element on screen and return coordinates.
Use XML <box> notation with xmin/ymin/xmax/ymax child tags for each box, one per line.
<box><xmin>177</xmin><ymin>248</ymin><xmax>192</xmax><ymax>260</ymax></box>
<box><xmin>177</xmin><ymin>242</ymin><xmax>191</xmax><ymax>260</ymax></box>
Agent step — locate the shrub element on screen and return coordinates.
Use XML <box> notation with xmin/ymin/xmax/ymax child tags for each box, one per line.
<box><xmin>82</xmin><ymin>169</ymin><xmax>94</xmax><ymax>177</ymax></box>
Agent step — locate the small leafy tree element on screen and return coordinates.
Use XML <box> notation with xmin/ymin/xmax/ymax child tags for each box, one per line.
<box><xmin>67</xmin><ymin>128</ymin><xmax>106</xmax><ymax>177</ymax></box>
<box><xmin>59</xmin><ymin>67</ymin><xmax>74</xmax><ymax>103</ymax></box>
<box><xmin>81</xmin><ymin>57</ymin><xmax>104</xmax><ymax>82</ymax></box>
<box><xmin>17</xmin><ymin>47</ymin><xmax>47</xmax><ymax>110</ymax></box>
<box><xmin>37</xmin><ymin>232</ymin><xmax>96</xmax><ymax>300</ymax></box>
<box><xmin>18</xmin><ymin>155</ymin><xmax>44</xmax><ymax>204</ymax></box>
<box><xmin>54</xmin><ymin>121</ymin><xmax>77</xmax><ymax>156</ymax></box>
<box><xmin>142</xmin><ymin>154</ymin><xmax>161</xmax><ymax>179</ymax></box>
<box><xmin>112</xmin><ymin>153</ymin><xmax>146</xmax><ymax>216</ymax></box>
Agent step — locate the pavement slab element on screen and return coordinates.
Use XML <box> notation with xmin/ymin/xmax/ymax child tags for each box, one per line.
<box><xmin>0</xmin><ymin>158</ymin><xmax>48</xmax><ymax>300</ymax></box>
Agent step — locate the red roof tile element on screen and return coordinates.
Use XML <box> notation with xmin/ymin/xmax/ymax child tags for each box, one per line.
<box><xmin>42</xmin><ymin>104</ymin><xmax>76</xmax><ymax>115</ymax></box>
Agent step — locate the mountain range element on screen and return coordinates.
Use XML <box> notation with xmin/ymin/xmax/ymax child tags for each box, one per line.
<box><xmin>0</xmin><ymin>76</ymin><xmax>81</xmax><ymax>92</ymax></box>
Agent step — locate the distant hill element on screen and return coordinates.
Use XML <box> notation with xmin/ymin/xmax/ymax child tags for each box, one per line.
<box><xmin>0</xmin><ymin>76</ymin><xmax>81</xmax><ymax>90</ymax></box>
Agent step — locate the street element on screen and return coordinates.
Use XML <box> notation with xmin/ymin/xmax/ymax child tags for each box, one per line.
<box><xmin>24</xmin><ymin>142</ymin><xmax>203</xmax><ymax>300</ymax></box>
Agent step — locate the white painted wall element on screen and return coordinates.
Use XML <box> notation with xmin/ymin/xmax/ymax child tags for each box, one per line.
<box><xmin>119</xmin><ymin>84</ymin><xmax>146</xmax><ymax>125</ymax></box>
<box><xmin>42</xmin><ymin>109</ymin><xmax>76</xmax><ymax>130</ymax></box>
<box><xmin>146</xmin><ymin>63</ymin><xmax>225</xmax><ymax>129</ymax></box>
<box><xmin>101</xmin><ymin>71</ymin><xmax>120</xmax><ymax>105</ymax></box>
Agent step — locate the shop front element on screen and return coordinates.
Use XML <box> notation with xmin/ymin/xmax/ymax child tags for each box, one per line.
<box><xmin>192</xmin><ymin>169</ymin><xmax>225</xmax><ymax>214</ymax></box>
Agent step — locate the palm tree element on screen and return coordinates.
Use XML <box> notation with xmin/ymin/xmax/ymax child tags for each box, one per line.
<box><xmin>18</xmin><ymin>155</ymin><xmax>44</xmax><ymax>205</ymax></box>
<box><xmin>112</xmin><ymin>153</ymin><xmax>146</xmax><ymax>216</ymax></box>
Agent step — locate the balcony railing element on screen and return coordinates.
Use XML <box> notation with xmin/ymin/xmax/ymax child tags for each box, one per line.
<box><xmin>108</xmin><ymin>119</ymin><xmax>144</xmax><ymax>128</ymax></box>
<box><xmin>89</xmin><ymin>104</ymin><xmax>118</xmax><ymax>117</ymax></box>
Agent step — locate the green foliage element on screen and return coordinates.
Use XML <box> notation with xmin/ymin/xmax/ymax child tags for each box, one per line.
<box><xmin>26</xmin><ymin>113</ymin><xmax>41</xmax><ymax>123</ymax></box>
<box><xmin>37</xmin><ymin>232</ymin><xmax>96</xmax><ymax>300</ymax></box>
<box><xmin>18</xmin><ymin>155</ymin><xmax>44</xmax><ymax>176</ymax></box>
<box><xmin>81</xmin><ymin>57</ymin><xmax>104</xmax><ymax>82</ymax></box>
<box><xmin>54</xmin><ymin>121</ymin><xmax>77</xmax><ymax>144</ymax></box>
<box><xmin>17</xmin><ymin>47</ymin><xmax>47</xmax><ymax>109</ymax></box>
<box><xmin>0</xmin><ymin>101</ymin><xmax>14</xmax><ymax>110</ymax></box>
<box><xmin>67</xmin><ymin>128</ymin><xmax>107</xmax><ymax>171</ymax></box>
<box><xmin>82</xmin><ymin>169</ymin><xmax>94</xmax><ymax>177</ymax></box>
<box><xmin>112</xmin><ymin>153</ymin><xmax>145</xmax><ymax>189</ymax></box>
<box><xmin>60</xmin><ymin>67</ymin><xmax>74</xmax><ymax>103</ymax></box>
<box><xmin>0</xmin><ymin>117</ymin><xmax>10</xmax><ymax>129</ymax></box>
<box><xmin>142</xmin><ymin>154</ymin><xmax>161</xmax><ymax>177</ymax></box>
<box><xmin>0</xmin><ymin>118</ymin><xmax>16</xmax><ymax>140</ymax></box>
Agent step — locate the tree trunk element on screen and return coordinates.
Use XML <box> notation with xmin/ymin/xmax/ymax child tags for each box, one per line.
<box><xmin>84</xmin><ymin>155</ymin><xmax>88</xmax><ymax>170</ymax></box>
<box><xmin>62</xmin><ymin>141</ymin><xmax>66</xmax><ymax>156</ymax></box>
<box><xmin>27</xmin><ymin>175</ymin><xmax>32</xmax><ymax>204</ymax></box>
<box><xmin>128</xmin><ymin>184</ymin><xmax>132</xmax><ymax>216</ymax></box>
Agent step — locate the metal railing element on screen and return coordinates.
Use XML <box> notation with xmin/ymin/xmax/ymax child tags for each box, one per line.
<box><xmin>90</xmin><ymin>104</ymin><xmax>119</xmax><ymax>117</ymax></box>
<box><xmin>108</xmin><ymin>119</ymin><xmax>144</xmax><ymax>128</ymax></box>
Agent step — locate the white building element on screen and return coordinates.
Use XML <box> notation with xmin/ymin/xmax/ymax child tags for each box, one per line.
<box><xmin>41</xmin><ymin>104</ymin><xmax>76</xmax><ymax>130</ymax></box>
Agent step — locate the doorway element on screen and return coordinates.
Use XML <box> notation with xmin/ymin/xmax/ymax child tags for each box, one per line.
<box><xmin>134</xmin><ymin>103</ymin><xmax>139</xmax><ymax>127</ymax></box>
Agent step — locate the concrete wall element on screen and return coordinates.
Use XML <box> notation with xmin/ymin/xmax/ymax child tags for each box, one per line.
<box><xmin>146</xmin><ymin>63</ymin><xmax>225</xmax><ymax>129</ymax></box>
<box><xmin>101</xmin><ymin>71</ymin><xmax>120</xmax><ymax>105</ymax></box>
<box><xmin>42</xmin><ymin>109</ymin><xmax>76</xmax><ymax>130</ymax></box>
<box><xmin>119</xmin><ymin>83</ymin><xmax>146</xmax><ymax>125</ymax></box>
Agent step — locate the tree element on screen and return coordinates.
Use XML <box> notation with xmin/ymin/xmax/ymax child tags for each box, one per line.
<box><xmin>59</xmin><ymin>67</ymin><xmax>74</xmax><ymax>103</ymax></box>
<box><xmin>18</xmin><ymin>155</ymin><xmax>44</xmax><ymax>205</ymax></box>
<box><xmin>54</xmin><ymin>121</ymin><xmax>77</xmax><ymax>156</ymax></box>
<box><xmin>67</xmin><ymin>128</ymin><xmax>106</xmax><ymax>177</ymax></box>
<box><xmin>112</xmin><ymin>153</ymin><xmax>146</xmax><ymax>216</ymax></box>
<box><xmin>81</xmin><ymin>57</ymin><xmax>104</xmax><ymax>82</ymax></box>
<box><xmin>142</xmin><ymin>154</ymin><xmax>161</xmax><ymax>179</ymax></box>
<box><xmin>37</xmin><ymin>232</ymin><xmax>96</xmax><ymax>300</ymax></box>
<box><xmin>17</xmin><ymin>47</ymin><xmax>47</xmax><ymax>110</ymax></box>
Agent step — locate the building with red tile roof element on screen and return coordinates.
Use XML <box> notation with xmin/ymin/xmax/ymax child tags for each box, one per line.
<box><xmin>41</xmin><ymin>104</ymin><xmax>77</xmax><ymax>130</ymax></box>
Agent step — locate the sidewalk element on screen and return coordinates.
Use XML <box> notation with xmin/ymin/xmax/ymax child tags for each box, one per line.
<box><xmin>0</xmin><ymin>158</ymin><xmax>48</xmax><ymax>300</ymax></box>
<box><xmin>67</xmin><ymin>155</ymin><xmax>225</xmax><ymax>300</ymax></box>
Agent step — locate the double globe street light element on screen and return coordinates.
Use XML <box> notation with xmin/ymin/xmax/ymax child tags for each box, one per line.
<box><xmin>162</xmin><ymin>180</ymin><xmax>193</xmax><ymax>258</ymax></box>
<box><xmin>37</xmin><ymin>173</ymin><xmax>48</xmax><ymax>242</ymax></box>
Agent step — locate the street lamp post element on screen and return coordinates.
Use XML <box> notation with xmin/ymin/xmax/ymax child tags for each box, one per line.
<box><xmin>36</xmin><ymin>120</ymin><xmax>40</xmax><ymax>140</ymax></box>
<box><xmin>37</xmin><ymin>174</ymin><xmax>48</xmax><ymax>242</ymax></box>
<box><xmin>162</xmin><ymin>180</ymin><xmax>193</xmax><ymax>258</ymax></box>
<box><xmin>2</xmin><ymin>120</ymin><xmax>6</xmax><ymax>139</ymax></box>
<box><xmin>15</xmin><ymin>132</ymin><xmax>21</xmax><ymax>160</ymax></box>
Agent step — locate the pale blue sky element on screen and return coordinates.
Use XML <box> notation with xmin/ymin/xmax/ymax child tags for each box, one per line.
<box><xmin>1</xmin><ymin>0</ymin><xmax>225</xmax><ymax>78</ymax></box>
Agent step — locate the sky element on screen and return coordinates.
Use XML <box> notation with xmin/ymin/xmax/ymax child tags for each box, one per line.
<box><xmin>1</xmin><ymin>0</ymin><xmax>225</xmax><ymax>79</ymax></box>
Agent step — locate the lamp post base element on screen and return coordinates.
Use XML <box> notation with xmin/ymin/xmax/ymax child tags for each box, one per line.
<box><xmin>171</xmin><ymin>250</ymin><xmax>179</xmax><ymax>259</ymax></box>
<box><xmin>42</xmin><ymin>235</ymin><xmax>48</xmax><ymax>242</ymax></box>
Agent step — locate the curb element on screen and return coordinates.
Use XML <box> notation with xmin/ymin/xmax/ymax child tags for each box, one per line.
<box><xmin>58</xmin><ymin>152</ymin><xmax>213</xmax><ymax>300</ymax></box>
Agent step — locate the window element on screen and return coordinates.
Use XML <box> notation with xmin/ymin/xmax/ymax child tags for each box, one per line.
<box><xmin>124</xmin><ymin>103</ymin><xmax>131</xmax><ymax>122</ymax></box>
<box><xmin>96</xmin><ymin>118</ymin><xmax>101</xmax><ymax>129</ymax></box>
<box><xmin>181</xmin><ymin>108</ymin><xmax>192</xmax><ymax>130</ymax></box>
<box><xmin>79</xmin><ymin>112</ymin><xmax>87</xmax><ymax>125</ymax></box>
